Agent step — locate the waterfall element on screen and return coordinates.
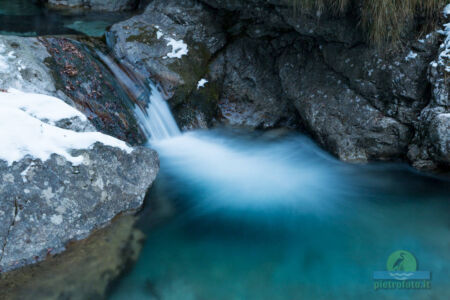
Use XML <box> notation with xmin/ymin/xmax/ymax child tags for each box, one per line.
<box><xmin>95</xmin><ymin>50</ymin><xmax>180</xmax><ymax>141</ymax></box>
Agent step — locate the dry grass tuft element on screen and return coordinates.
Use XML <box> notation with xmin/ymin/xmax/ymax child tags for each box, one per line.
<box><xmin>288</xmin><ymin>0</ymin><xmax>448</xmax><ymax>45</ymax></box>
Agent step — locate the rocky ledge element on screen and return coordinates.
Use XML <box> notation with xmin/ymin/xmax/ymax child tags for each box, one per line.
<box><xmin>0</xmin><ymin>143</ymin><xmax>158</xmax><ymax>273</ymax></box>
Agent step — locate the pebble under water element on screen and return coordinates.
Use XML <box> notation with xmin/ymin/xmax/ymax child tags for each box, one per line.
<box><xmin>109</xmin><ymin>129</ymin><xmax>450</xmax><ymax>300</ymax></box>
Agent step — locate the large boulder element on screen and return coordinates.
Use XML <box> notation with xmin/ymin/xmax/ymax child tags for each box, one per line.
<box><xmin>320</xmin><ymin>38</ymin><xmax>439</xmax><ymax>126</ymax></box>
<box><xmin>0</xmin><ymin>143</ymin><xmax>158</xmax><ymax>273</ymax></box>
<box><xmin>208</xmin><ymin>37</ymin><xmax>298</xmax><ymax>128</ymax></box>
<box><xmin>278</xmin><ymin>42</ymin><xmax>411</xmax><ymax>162</ymax></box>
<box><xmin>47</xmin><ymin>0</ymin><xmax>139</xmax><ymax>11</ymax></box>
<box><xmin>0</xmin><ymin>89</ymin><xmax>159</xmax><ymax>273</ymax></box>
<box><xmin>108</xmin><ymin>0</ymin><xmax>226</xmax><ymax>128</ymax></box>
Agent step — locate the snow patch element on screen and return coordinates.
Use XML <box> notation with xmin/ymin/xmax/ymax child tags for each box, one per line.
<box><xmin>164</xmin><ymin>37</ymin><xmax>188</xmax><ymax>59</ymax></box>
<box><xmin>405</xmin><ymin>51</ymin><xmax>418</xmax><ymax>61</ymax></box>
<box><xmin>444</xmin><ymin>4</ymin><xmax>450</xmax><ymax>17</ymax></box>
<box><xmin>154</xmin><ymin>25</ymin><xmax>163</xmax><ymax>39</ymax></box>
<box><xmin>433</xmin><ymin>10</ymin><xmax>450</xmax><ymax>72</ymax></box>
<box><xmin>0</xmin><ymin>89</ymin><xmax>132</xmax><ymax>166</ymax></box>
<box><xmin>197</xmin><ymin>78</ymin><xmax>208</xmax><ymax>89</ymax></box>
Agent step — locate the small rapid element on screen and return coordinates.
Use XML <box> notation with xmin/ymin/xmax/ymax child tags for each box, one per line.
<box><xmin>94</xmin><ymin>50</ymin><xmax>180</xmax><ymax>141</ymax></box>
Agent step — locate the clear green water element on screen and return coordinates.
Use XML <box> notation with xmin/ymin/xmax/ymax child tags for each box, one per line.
<box><xmin>109</xmin><ymin>130</ymin><xmax>450</xmax><ymax>300</ymax></box>
<box><xmin>0</xmin><ymin>0</ymin><xmax>133</xmax><ymax>37</ymax></box>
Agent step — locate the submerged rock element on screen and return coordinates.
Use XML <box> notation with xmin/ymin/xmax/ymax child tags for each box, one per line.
<box><xmin>47</xmin><ymin>0</ymin><xmax>139</xmax><ymax>11</ymax></box>
<box><xmin>0</xmin><ymin>215</ymin><xmax>144</xmax><ymax>300</ymax></box>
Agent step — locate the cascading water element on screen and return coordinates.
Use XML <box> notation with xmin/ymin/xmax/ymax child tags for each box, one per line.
<box><xmin>95</xmin><ymin>50</ymin><xmax>180</xmax><ymax>141</ymax></box>
<box><xmin>98</xmin><ymin>51</ymin><xmax>450</xmax><ymax>300</ymax></box>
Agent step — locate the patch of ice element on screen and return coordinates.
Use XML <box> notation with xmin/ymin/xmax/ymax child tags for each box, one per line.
<box><xmin>405</xmin><ymin>51</ymin><xmax>418</xmax><ymax>61</ymax></box>
<box><xmin>197</xmin><ymin>79</ymin><xmax>208</xmax><ymax>89</ymax></box>
<box><xmin>0</xmin><ymin>89</ymin><xmax>132</xmax><ymax>166</ymax></box>
<box><xmin>164</xmin><ymin>37</ymin><xmax>188</xmax><ymax>59</ymax></box>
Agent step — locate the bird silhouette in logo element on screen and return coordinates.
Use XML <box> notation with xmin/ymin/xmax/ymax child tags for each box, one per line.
<box><xmin>392</xmin><ymin>252</ymin><xmax>406</xmax><ymax>271</ymax></box>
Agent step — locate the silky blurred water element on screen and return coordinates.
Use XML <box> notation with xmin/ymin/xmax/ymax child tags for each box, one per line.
<box><xmin>109</xmin><ymin>129</ymin><xmax>450</xmax><ymax>300</ymax></box>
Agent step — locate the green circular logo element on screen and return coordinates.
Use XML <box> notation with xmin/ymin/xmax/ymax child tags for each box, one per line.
<box><xmin>387</xmin><ymin>250</ymin><xmax>417</xmax><ymax>272</ymax></box>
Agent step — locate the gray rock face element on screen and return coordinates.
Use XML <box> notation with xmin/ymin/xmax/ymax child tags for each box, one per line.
<box><xmin>320</xmin><ymin>38</ymin><xmax>439</xmax><ymax>126</ymax></box>
<box><xmin>47</xmin><ymin>0</ymin><xmax>138</xmax><ymax>11</ymax></box>
<box><xmin>210</xmin><ymin>37</ymin><xmax>297</xmax><ymax>128</ymax></box>
<box><xmin>407</xmin><ymin>19</ymin><xmax>450</xmax><ymax>170</ymax></box>
<box><xmin>279</xmin><ymin>47</ymin><xmax>411</xmax><ymax>162</ymax></box>
<box><xmin>0</xmin><ymin>143</ymin><xmax>158</xmax><ymax>273</ymax></box>
<box><xmin>277</xmin><ymin>6</ymin><xmax>362</xmax><ymax>46</ymax></box>
<box><xmin>108</xmin><ymin>0</ymin><xmax>226</xmax><ymax>127</ymax></box>
<box><xmin>0</xmin><ymin>36</ymin><xmax>61</xmax><ymax>98</ymax></box>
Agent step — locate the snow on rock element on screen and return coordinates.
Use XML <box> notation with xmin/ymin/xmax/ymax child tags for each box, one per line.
<box><xmin>153</xmin><ymin>26</ymin><xmax>188</xmax><ymax>59</ymax></box>
<box><xmin>444</xmin><ymin>4</ymin><xmax>450</xmax><ymax>17</ymax></box>
<box><xmin>0</xmin><ymin>89</ymin><xmax>132</xmax><ymax>166</ymax></box>
<box><xmin>405</xmin><ymin>51</ymin><xmax>418</xmax><ymax>61</ymax></box>
<box><xmin>155</xmin><ymin>25</ymin><xmax>164</xmax><ymax>39</ymax></box>
<box><xmin>435</xmin><ymin>6</ymin><xmax>450</xmax><ymax>73</ymax></box>
<box><xmin>164</xmin><ymin>37</ymin><xmax>188</xmax><ymax>59</ymax></box>
<box><xmin>197</xmin><ymin>78</ymin><xmax>208</xmax><ymax>89</ymax></box>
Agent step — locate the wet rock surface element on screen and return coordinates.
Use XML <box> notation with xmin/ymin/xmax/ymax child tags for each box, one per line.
<box><xmin>41</xmin><ymin>37</ymin><xmax>147</xmax><ymax>144</ymax></box>
<box><xmin>0</xmin><ymin>143</ymin><xmax>158</xmax><ymax>273</ymax></box>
